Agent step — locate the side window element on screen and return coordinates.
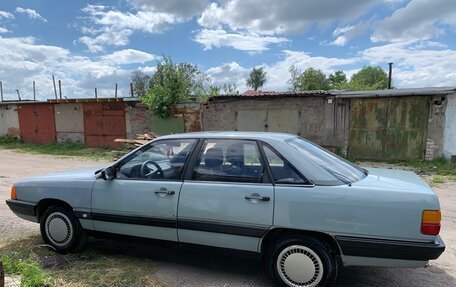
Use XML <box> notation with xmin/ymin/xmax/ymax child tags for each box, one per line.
<box><xmin>193</xmin><ymin>139</ymin><xmax>265</xmax><ymax>183</ymax></box>
<box><xmin>263</xmin><ymin>145</ymin><xmax>307</xmax><ymax>184</ymax></box>
<box><xmin>117</xmin><ymin>139</ymin><xmax>195</xmax><ymax>180</ymax></box>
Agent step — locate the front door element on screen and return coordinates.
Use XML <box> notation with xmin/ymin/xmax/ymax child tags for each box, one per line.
<box><xmin>91</xmin><ymin>139</ymin><xmax>196</xmax><ymax>241</ymax></box>
<box><xmin>178</xmin><ymin>139</ymin><xmax>274</xmax><ymax>252</ymax></box>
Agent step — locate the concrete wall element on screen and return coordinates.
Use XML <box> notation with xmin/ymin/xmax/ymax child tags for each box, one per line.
<box><xmin>54</xmin><ymin>103</ymin><xmax>84</xmax><ymax>143</ymax></box>
<box><xmin>0</xmin><ymin>104</ymin><xmax>20</xmax><ymax>137</ymax></box>
<box><xmin>426</xmin><ymin>95</ymin><xmax>448</xmax><ymax>160</ymax></box>
<box><xmin>203</xmin><ymin>96</ymin><xmax>349</xmax><ymax>154</ymax></box>
<box><xmin>443</xmin><ymin>92</ymin><xmax>456</xmax><ymax>160</ymax></box>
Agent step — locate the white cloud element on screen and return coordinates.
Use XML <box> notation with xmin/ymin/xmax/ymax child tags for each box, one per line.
<box><xmin>194</xmin><ymin>29</ymin><xmax>289</xmax><ymax>52</ymax></box>
<box><xmin>330</xmin><ymin>19</ymin><xmax>373</xmax><ymax>46</ymax></box>
<box><xmin>0</xmin><ymin>36</ymin><xmax>155</xmax><ymax>100</ymax></box>
<box><xmin>372</xmin><ymin>0</ymin><xmax>456</xmax><ymax>42</ymax></box>
<box><xmin>197</xmin><ymin>0</ymin><xmax>379</xmax><ymax>35</ymax></box>
<box><xmin>128</xmin><ymin>0</ymin><xmax>207</xmax><ymax>18</ymax></box>
<box><xmin>78</xmin><ymin>4</ymin><xmax>182</xmax><ymax>52</ymax></box>
<box><xmin>100</xmin><ymin>49</ymin><xmax>157</xmax><ymax>65</ymax></box>
<box><xmin>0</xmin><ymin>11</ymin><xmax>14</xmax><ymax>20</ymax></box>
<box><xmin>206</xmin><ymin>62</ymin><xmax>251</xmax><ymax>91</ymax></box>
<box><xmin>360</xmin><ymin>40</ymin><xmax>456</xmax><ymax>87</ymax></box>
<box><xmin>0</xmin><ymin>27</ymin><xmax>8</xmax><ymax>33</ymax></box>
<box><xmin>15</xmin><ymin>7</ymin><xmax>47</xmax><ymax>22</ymax></box>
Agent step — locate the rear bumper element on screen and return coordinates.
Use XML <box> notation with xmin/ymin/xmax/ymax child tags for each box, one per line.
<box><xmin>336</xmin><ymin>235</ymin><xmax>445</xmax><ymax>261</ymax></box>
<box><xmin>5</xmin><ymin>199</ymin><xmax>37</xmax><ymax>217</ymax></box>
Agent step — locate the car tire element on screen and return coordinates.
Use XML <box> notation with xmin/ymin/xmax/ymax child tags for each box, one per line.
<box><xmin>40</xmin><ymin>206</ymin><xmax>87</xmax><ymax>253</ymax></box>
<box><xmin>265</xmin><ymin>234</ymin><xmax>338</xmax><ymax>287</ymax></box>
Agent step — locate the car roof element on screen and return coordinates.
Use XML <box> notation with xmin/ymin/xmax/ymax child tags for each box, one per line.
<box><xmin>157</xmin><ymin>131</ymin><xmax>296</xmax><ymax>142</ymax></box>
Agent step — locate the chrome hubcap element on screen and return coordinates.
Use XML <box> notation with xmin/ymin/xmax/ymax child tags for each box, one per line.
<box><xmin>277</xmin><ymin>245</ymin><xmax>324</xmax><ymax>287</ymax></box>
<box><xmin>45</xmin><ymin>212</ymin><xmax>73</xmax><ymax>247</ymax></box>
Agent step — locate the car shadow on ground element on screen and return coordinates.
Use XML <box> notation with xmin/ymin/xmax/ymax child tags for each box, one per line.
<box><xmin>83</xmin><ymin>237</ymin><xmax>456</xmax><ymax>287</ymax></box>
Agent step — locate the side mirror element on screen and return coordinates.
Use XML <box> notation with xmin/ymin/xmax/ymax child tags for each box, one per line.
<box><xmin>101</xmin><ymin>166</ymin><xmax>115</xmax><ymax>180</ymax></box>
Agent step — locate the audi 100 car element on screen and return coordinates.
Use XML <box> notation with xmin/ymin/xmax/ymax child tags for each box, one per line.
<box><xmin>6</xmin><ymin>132</ymin><xmax>445</xmax><ymax>287</ymax></box>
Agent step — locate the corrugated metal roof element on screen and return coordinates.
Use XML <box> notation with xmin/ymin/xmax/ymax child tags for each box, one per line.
<box><xmin>334</xmin><ymin>87</ymin><xmax>456</xmax><ymax>98</ymax></box>
<box><xmin>209</xmin><ymin>86</ymin><xmax>456</xmax><ymax>101</ymax></box>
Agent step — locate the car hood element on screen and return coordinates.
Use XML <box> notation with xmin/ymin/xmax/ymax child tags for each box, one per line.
<box><xmin>16</xmin><ymin>166</ymin><xmax>104</xmax><ymax>183</ymax></box>
<box><xmin>352</xmin><ymin>167</ymin><xmax>434</xmax><ymax>194</ymax></box>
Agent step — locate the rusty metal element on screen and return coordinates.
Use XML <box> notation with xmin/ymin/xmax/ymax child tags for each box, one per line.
<box><xmin>58</xmin><ymin>80</ymin><xmax>62</xmax><ymax>99</ymax></box>
<box><xmin>348</xmin><ymin>96</ymin><xmax>429</xmax><ymax>160</ymax></box>
<box><xmin>33</xmin><ymin>81</ymin><xmax>36</xmax><ymax>101</ymax></box>
<box><xmin>18</xmin><ymin>103</ymin><xmax>56</xmax><ymax>144</ymax></box>
<box><xmin>83</xmin><ymin>102</ymin><xmax>126</xmax><ymax>148</ymax></box>
<box><xmin>115</xmin><ymin>83</ymin><xmax>118</xmax><ymax>98</ymax></box>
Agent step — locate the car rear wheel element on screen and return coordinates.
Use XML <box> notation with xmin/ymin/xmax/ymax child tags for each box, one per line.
<box><xmin>266</xmin><ymin>235</ymin><xmax>338</xmax><ymax>287</ymax></box>
<box><xmin>40</xmin><ymin>206</ymin><xmax>87</xmax><ymax>253</ymax></box>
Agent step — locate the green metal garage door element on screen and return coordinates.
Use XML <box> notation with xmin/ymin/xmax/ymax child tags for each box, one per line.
<box><xmin>348</xmin><ymin>96</ymin><xmax>429</xmax><ymax>160</ymax></box>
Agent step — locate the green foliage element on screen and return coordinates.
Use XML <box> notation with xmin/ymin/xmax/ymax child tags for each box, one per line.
<box><xmin>131</xmin><ymin>71</ymin><xmax>151</xmax><ymax>98</ymax></box>
<box><xmin>432</xmin><ymin>176</ymin><xmax>445</xmax><ymax>184</ymax></box>
<box><xmin>348</xmin><ymin>66</ymin><xmax>388</xmax><ymax>90</ymax></box>
<box><xmin>328</xmin><ymin>70</ymin><xmax>348</xmax><ymax>89</ymax></box>
<box><xmin>2</xmin><ymin>253</ymin><xmax>53</xmax><ymax>287</ymax></box>
<box><xmin>288</xmin><ymin>66</ymin><xmax>330</xmax><ymax>91</ymax></box>
<box><xmin>141</xmin><ymin>56</ymin><xmax>210</xmax><ymax>118</ymax></box>
<box><xmin>223</xmin><ymin>83</ymin><xmax>239</xmax><ymax>94</ymax></box>
<box><xmin>246</xmin><ymin>67</ymin><xmax>267</xmax><ymax>91</ymax></box>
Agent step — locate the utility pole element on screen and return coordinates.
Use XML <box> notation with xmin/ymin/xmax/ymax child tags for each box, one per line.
<box><xmin>15</xmin><ymin>89</ymin><xmax>21</xmax><ymax>101</ymax></box>
<box><xmin>52</xmin><ymin>75</ymin><xmax>58</xmax><ymax>99</ymax></box>
<box><xmin>58</xmin><ymin>80</ymin><xmax>62</xmax><ymax>99</ymax></box>
<box><xmin>0</xmin><ymin>81</ymin><xmax>3</xmax><ymax>102</ymax></box>
<box><xmin>115</xmin><ymin>83</ymin><xmax>118</xmax><ymax>98</ymax></box>
<box><xmin>94</xmin><ymin>88</ymin><xmax>98</xmax><ymax>99</ymax></box>
<box><xmin>388</xmin><ymin>62</ymin><xmax>393</xmax><ymax>89</ymax></box>
<box><xmin>33</xmin><ymin>80</ymin><xmax>36</xmax><ymax>101</ymax></box>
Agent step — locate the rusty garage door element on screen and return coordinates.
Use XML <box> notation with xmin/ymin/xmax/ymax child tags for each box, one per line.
<box><xmin>83</xmin><ymin>102</ymin><xmax>126</xmax><ymax>148</ymax></box>
<box><xmin>18</xmin><ymin>104</ymin><xmax>56</xmax><ymax>144</ymax></box>
<box><xmin>236</xmin><ymin>108</ymin><xmax>299</xmax><ymax>134</ymax></box>
<box><xmin>348</xmin><ymin>96</ymin><xmax>429</xmax><ymax>160</ymax></box>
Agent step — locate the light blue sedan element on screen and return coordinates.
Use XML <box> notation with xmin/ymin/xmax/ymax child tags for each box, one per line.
<box><xmin>6</xmin><ymin>132</ymin><xmax>445</xmax><ymax>287</ymax></box>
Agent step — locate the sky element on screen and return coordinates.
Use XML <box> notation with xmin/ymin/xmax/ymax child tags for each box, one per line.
<box><xmin>0</xmin><ymin>0</ymin><xmax>455</xmax><ymax>100</ymax></box>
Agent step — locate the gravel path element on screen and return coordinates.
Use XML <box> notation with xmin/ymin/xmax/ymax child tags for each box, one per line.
<box><xmin>0</xmin><ymin>149</ymin><xmax>455</xmax><ymax>286</ymax></box>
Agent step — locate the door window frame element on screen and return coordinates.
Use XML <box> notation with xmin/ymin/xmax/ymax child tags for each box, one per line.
<box><xmin>113</xmin><ymin>138</ymin><xmax>200</xmax><ymax>182</ymax></box>
<box><xmin>183</xmin><ymin>138</ymin><xmax>273</xmax><ymax>184</ymax></box>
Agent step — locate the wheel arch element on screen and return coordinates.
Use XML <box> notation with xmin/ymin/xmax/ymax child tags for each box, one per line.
<box><xmin>260</xmin><ymin>228</ymin><xmax>342</xmax><ymax>257</ymax></box>
<box><xmin>36</xmin><ymin>198</ymin><xmax>73</xmax><ymax>222</ymax></box>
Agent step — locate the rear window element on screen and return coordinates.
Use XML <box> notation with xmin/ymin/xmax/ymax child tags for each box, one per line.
<box><xmin>286</xmin><ymin>137</ymin><xmax>367</xmax><ymax>184</ymax></box>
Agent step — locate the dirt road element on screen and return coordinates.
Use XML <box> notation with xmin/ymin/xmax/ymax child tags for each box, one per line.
<box><xmin>0</xmin><ymin>149</ymin><xmax>455</xmax><ymax>286</ymax></box>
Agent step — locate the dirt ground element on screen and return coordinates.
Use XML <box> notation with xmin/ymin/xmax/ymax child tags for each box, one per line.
<box><xmin>0</xmin><ymin>149</ymin><xmax>455</xmax><ymax>286</ymax></box>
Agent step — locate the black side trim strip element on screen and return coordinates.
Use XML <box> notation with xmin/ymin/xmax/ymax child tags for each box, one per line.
<box><xmin>178</xmin><ymin>219</ymin><xmax>268</xmax><ymax>238</ymax></box>
<box><xmin>6</xmin><ymin>199</ymin><xmax>36</xmax><ymax>217</ymax></box>
<box><xmin>336</xmin><ymin>235</ymin><xmax>446</xmax><ymax>261</ymax></box>
<box><xmin>91</xmin><ymin>212</ymin><xmax>176</xmax><ymax>228</ymax></box>
<box><xmin>83</xmin><ymin>211</ymin><xmax>268</xmax><ymax>238</ymax></box>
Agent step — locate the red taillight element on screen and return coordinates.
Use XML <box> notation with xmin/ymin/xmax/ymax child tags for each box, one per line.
<box><xmin>421</xmin><ymin>223</ymin><xmax>441</xmax><ymax>235</ymax></box>
<box><xmin>421</xmin><ymin>210</ymin><xmax>441</xmax><ymax>235</ymax></box>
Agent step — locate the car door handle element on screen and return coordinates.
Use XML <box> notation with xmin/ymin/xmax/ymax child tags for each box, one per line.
<box><xmin>245</xmin><ymin>193</ymin><xmax>270</xmax><ymax>201</ymax></box>
<box><xmin>154</xmin><ymin>188</ymin><xmax>175</xmax><ymax>196</ymax></box>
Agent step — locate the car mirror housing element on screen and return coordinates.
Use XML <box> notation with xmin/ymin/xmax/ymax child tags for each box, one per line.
<box><xmin>101</xmin><ymin>166</ymin><xmax>115</xmax><ymax>180</ymax></box>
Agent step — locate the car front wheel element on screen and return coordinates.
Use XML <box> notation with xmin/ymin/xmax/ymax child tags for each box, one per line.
<box><xmin>40</xmin><ymin>206</ymin><xmax>87</xmax><ymax>253</ymax></box>
<box><xmin>266</xmin><ymin>235</ymin><xmax>338</xmax><ymax>287</ymax></box>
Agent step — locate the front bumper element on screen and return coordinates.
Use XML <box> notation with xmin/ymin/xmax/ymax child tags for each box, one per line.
<box><xmin>336</xmin><ymin>235</ymin><xmax>445</xmax><ymax>261</ymax></box>
<box><xmin>5</xmin><ymin>199</ymin><xmax>37</xmax><ymax>217</ymax></box>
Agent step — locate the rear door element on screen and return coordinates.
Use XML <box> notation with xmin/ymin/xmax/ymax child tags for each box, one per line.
<box><xmin>178</xmin><ymin>139</ymin><xmax>274</xmax><ymax>252</ymax></box>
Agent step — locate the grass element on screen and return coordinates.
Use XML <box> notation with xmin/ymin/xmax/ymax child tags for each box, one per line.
<box><xmin>0</xmin><ymin>236</ymin><xmax>165</xmax><ymax>287</ymax></box>
<box><xmin>431</xmin><ymin>176</ymin><xmax>446</xmax><ymax>184</ymax></box>
<box><xmin>386</xmin><ymin>157</ymin><xmax>456</xmax><ymax>176</ymax></box>
<box><xmin>0</xmin><ymin>136</ymin><xmax>126</xmax><ymax>161</ymax></box>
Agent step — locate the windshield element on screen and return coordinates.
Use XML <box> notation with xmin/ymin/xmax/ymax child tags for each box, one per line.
<box><xmin>286</xmin><ymin>137</ymin><xmax>367</xmax><ymax>184</ymax></box>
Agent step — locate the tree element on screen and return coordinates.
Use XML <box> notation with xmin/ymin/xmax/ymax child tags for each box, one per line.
<box><xmin>223</xmin><ymin>83</ymin><xmax>239</xmax><ymax>94</ymax></box>
<box><xmin>246</xmin><ymin>67</ymin><xmax>267</xmax><ymax>91</ymax></box>
<box><xmin>328</xmin><ymin>70</ymin><xmax>347</xmax><ymax>89</ymax></box>
<box><xmin>141</xmin><ymin>56</ymin><xmax>210</xmax><ymax>118</ymax></box>
<box><xmin>348</xmin><ymin>66</ymin><xmax>388</xmax><ymax>90</ymax></box>
<box><xmin>288</xmin><ymin>66</ymin><xmax>330</xmax><ymax>91</ymax></box>
<box><xmin>131</xmin><ymin>71</ymin><xmax>151</xmax><ymax>97</ymax></box>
